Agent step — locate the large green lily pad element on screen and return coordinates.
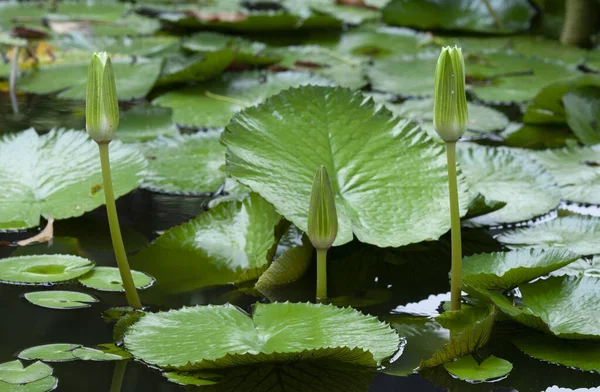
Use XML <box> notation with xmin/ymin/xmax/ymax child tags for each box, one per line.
<box><xmin>18</xmin><ymin>58</ymin><xmax>163</xmax><ymax>100</ymax></box>
<box><xmin>0</xmin><ymin>255</ymin><xmax>94</xmax><ymax>285</ymax></box>
<box><xmin>222</xmin><ymin>85</ymin><xmax>470</xmax><ymax>247</ymax></box>
<box><xmin>125</xmin><ymin>302</ymin><xmax>401</xmax><ymax>370</ymax></box>
<box><xmin>140</xmin><ymin>132</ymin><xmax>226</xmax><ymax>195</ymax></box>
<box><xmin>78</xmin><ymin>267</ymin><xmax>154</xmax><ymax>292</ymax></box>
<box><xmin>0</xmin><ymin>361</ymin><xmax>52</xmax><ymax>385</ymax></box>
<box><xmin>382</xmin><ymin>0</ymin><xmax>534</xmax><ymax>34</ymax></box>
<box><xmin>0</xmin><ymin>129</ymin><xmax>146</xmax><ymax>230</ymax></box>
<box><xmin>497</xmin><ymin>215</ymin><xmax>600</xmax><ymax>255</ymax></box>
<box><xmin>24</xmin><ymin>291</ymin><xmax>98</xmax><ymax>310</ymax></box>
<box><xmin>152</xmin><ymin>71</ymin><xmax>333</xmax><ymax>128</ymax></box>
<box><xmin>457</xmin><ymin>144</ymin><xmax>561</xmax><ymax>226</ymax></box>
<box><xmin>130</xmin><ymin>193</ymin><xmax>282</xmax><ymax>295</ymax></box>
<box><xmin>462</xmin><ymin>248</ymin><xmax>579</xmax><ymax>290</ymax></box>
<box><xmin>443</xmin><ymin>355</ymin><xmax>512</xmax><ymax>381</ymax></box>
<box><xmin>520</xmin><ymin>275</ymin><xmax>600</xmax><ymax>339</ymax></box>
<box><xmin>529</xmin><ymin>145</ymin><xmax>600</xmax><ymax>205</ymax></box>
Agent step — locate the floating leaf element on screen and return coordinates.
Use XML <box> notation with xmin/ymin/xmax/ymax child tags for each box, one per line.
<box><xmin>0</xmin><ymin>129</ymin><xmax>146</xmax><ymax>230</ymax></box>
<box><xmin>18</xmin><ymin>344</ymin><xmax>80</xmax><ymax>362</ymax></box>
<box><xmin>443</xmin><ymin>355</ymin><xmax>512</xmax><ymax>382</ymax></box>
<box><xmin>117</xmin><ymin>105</ymin><xmax>178</xmax><ymax>143</ymax></box>
<box><xmin>125</xmin><ymin>302</ymin><xmax>400</xmax><ymax>370</ymax></box>
<box><xmin>513</xmin><ymin>333</ymin><xmax>600</xmax><ymax>373</ymax></box>
<box><xmin>0</xmin><ymin>376</ymin><xmax>57</xmax><ymax>392</ymax></box>
<box><xmin>333</xmin><ymin>24</ymin><xmax>429</xmax><ymax>58</ymax></box>
<box><xmin>157</xmin><ymin>52</ymin><xmax>233</xmax><ymax>86</ymax></box>
<box><xmin>550</xmin><ymin>256</ymin><xmax>600</xmax><ymax>278</ymax></box>
<box><xmin>163</xmin><ymin>371</ymin><xmax>218</xmax><ymax>386</ymax></box>
<box><xmin>529</xmin><ymin>145</ymin><xmax>600</xmax><ymax>204</ymax></box>
<box><xmin>497</xmin><ymin>215</ymin><xmax>600</xmax><ymax>255</ymax></box>
<box><xmin>130</xmin><ymin>193</ymin><xmax>282</xmax><ymax>295</ymax></box>
<box><xmin>140</xmin><ymin>132</ymin><xmax>225</xmax><ymax>195</ymax></box>
<box><xmin>462</xmin><ymin>248</ymin><xmax>579</xmax><ymax>290</ymax></box>
<box><xmin>72</xmin><ymin>344</ymin><xmax>131</xmax><ymax>361</ymax></box>
<box><xmin>0</xmin><ymin>255</ymin><xmax>94</xmax><ymax>285</ymax></box>
<box><xmin>0</xmin><ymin>361</ymin><xmax>52</xmax><ymax>385</ymax></box>
<box><xmin>222</xmin><ymin>86</ymin><xmax>470</xmax><ymax>247</ymax></box>
<box><xmin>153</xmin><ymin>71</ymin><xmax>333</xmax><ymax>128</ymax></box>
<box><xmin>458</xmin><ymin>144</ymin><xmax>560</xmax><ymax>226</ymax></box>
<box><xmin>24</xmin><ymin>290</ymin><xmax>98</xmax><ymax>310</ymax></box>
<box><xmin>368</xmin><ymin>53</ymin><xmax>437</xmax><ymax>98</ymax></box>
<box><xmin>55</xmin><ymin>35</ymin><xmax>180</xmax><ymax>58</ymax></box>
<box><xmin>563</xmin><ymin>86</ymin><xmax>600</xmax><ymax>145</ymax></box>
<box><xmin>519</xmin><ymin>275</ymin><xmax>600</xmax><ymax>339</ymax></box>
<box><xmin>382</xmin><ymin>0</ymin><xmax>534</xmax><ymax>34</ymax></box>
<box><xmin>500</xmin><ymin>123</ymin><xmax>575</xmax><ymax>149</ymax></box>
<box><xmin>78</xmin><ymin>267</ymin><xmax>154</xmax><ymax>292</ymax></box>
<box><xmin>18</xmin><ymin>58</ymin><xmax>163</xmax><ymax>100</ymax></box>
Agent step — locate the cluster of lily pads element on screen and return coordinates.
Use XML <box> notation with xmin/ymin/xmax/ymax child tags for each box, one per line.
<box><xmin>1</xmin><ymin>0</ymin><xmax>600</xmax><ymax>391</ymax></box>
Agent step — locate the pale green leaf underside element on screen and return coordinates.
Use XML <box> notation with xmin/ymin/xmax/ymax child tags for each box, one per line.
<box><xmin>125</xmin><ymin>302</ymin><xmax>400</xmax><ymax>370</ymax></box>
<box><xmin>153</xmin><ymin>71</ymin><xmax>334</xmax><ymax>128</ymax></box>
<box><xmin>24</xmin><ymin>290</ymin><xmax>98</xmax><ymax>310</ymax></box>
<box><xmin>78</xmin><ymin>267</ymin><xmax>154</xmax><ymax>292</ymax></box>
<box><xmin>130</xmin><ymin>193</ymin><xmax>281</xmax><ymax>295</ymax></box>
<box><xmin>140</xmin><ymin>132</ymin><xmax>226</xmax><ymax>195</ymax></box>
<box><xmin>443</xmin><ymin>355</ymin><xmax>512</xmax><ymax>381</ymax></box>
<box><xmin>458</xmin><ymin>144</ymin><xmax>561</xmax><ymax>226</ymax></box>
<box><xmin>0</xmin><ymin>255</ymin><xmax>94</xmax><ymax>285</ymax></box>
<box><xmin>223</xmin><ymin>86</ymin><xmax>471</xmax><ymax>248</ymax></box>
<box><xmin>497</xmin><ymin>215</ymin><xmax>600</xmax><ymax>255</ymax></box>
<box><xmin>0</xmin><ymin>129</ymin><xmax>146</xmax><ymax>230</ymax></box>
<box><xmin>462</xmin><ymin>248</ymin><xmax>580</xmax><ymax>290</ymax></box>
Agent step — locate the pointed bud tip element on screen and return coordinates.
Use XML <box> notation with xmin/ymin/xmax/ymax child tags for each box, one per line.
<box><xmin>307</xmin><ymin>166</ymin><xmax>338</xmax><ymax>250</ymax></box>
<box><xmin>86</xmin><ymin>52</ymin><xmax>119</xmax><ymax>143</ymax></box>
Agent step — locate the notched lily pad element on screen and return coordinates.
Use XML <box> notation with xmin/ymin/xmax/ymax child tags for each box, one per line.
<box><xmin>24</xmin><ymin>290</ymin><xmax>98</xmax><ymax>310</ymax></box>
<box><xmin>0</xmin><ymin>376</ymin><xmax>57</xmax><ymax>392</ymax></box>
<box><xmin>18</xmin><ymin>344</ymin><xmax>80</xmax><ymax>363</ymax></box>
<box><xmin>0</xmin><ymin>361</ymin><xmax>52</xmax><ymax>385</ymax></box>
<box><xmin>0</xmin><ymin>255</ymin><xmax>94</xmax><ymax>285</ymax></box>
<box><xmin>443</xmin><ymin>355</ymin><xmax>512</xmax><ymax>382</ymax></box>
<box><xmin>78</xmin><ymin>267</ymin><xmax>154</xmax><ymax>292</ymax></box>
<box><xmin>124</xmin><ymin>302</ymin><xmax>401</xmax><ymax>370</ymax></box>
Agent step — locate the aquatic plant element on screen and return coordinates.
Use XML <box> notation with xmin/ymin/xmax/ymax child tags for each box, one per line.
<box><xmin>86</xmin><ymin>52</ymin><xmax>142</xmax><ymax>309</ymax></box>
<box><xmin>433</xmin><ymin>46</ymin><xmax>468</xmax><ymax>311</ymax></box>
<box><xmin>307</xmin><ymin>166</ymin><xmax>338</xmax><ymax>300</ymax></box>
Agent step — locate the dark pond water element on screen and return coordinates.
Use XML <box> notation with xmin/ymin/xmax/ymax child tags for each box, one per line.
<box><xmin>1</xmin><ymin>92</ymin><xmax>600</xmax><ymax>392</ymax></box>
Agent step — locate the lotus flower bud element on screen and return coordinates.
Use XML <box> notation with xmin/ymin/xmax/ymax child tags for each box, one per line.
<box><xmin>307</xmin><ymin>166</ymin><xmax>338</xmax><ymax>250</ymax></box>
<box><xmin>433</xmin><ymin>46</ymin><xmax>468</xmax><ymax>143</ymax></box>
<box><xmin>86</xmin><ymin>52</ymin><xmax>119</xmax><ymax>143</ymax></box>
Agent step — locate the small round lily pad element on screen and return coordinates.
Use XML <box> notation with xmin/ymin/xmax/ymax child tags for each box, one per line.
<box><xmin>0</xmin><ymin>360</ymin><xmax>53</xmax><ymax>385</ymax></box>
<box><xmin>0</xmin><ymin>255</ymin><xmax>95</xmax><ymax>285</ymax></box>
<box><xmin>18</xmin><ymin>344</ymin><xmax>81</xmax><ymax>362</ymax></box>
<box><xmin>24</xmin><ymin>291</ymin><xmax>98</xmax><ymax>310</ymax></box>
<box><xmin>72</xmin><ymin>344</ymin><xmax>132</xmax><ymax>361</ymax></box>
<box><xmin>443</xmin><ymin>355</ymin><xmax>512</xmax><ymax>382</ymax></box>
<box><xmin>78</xmin><ymin>267</ymin><xmax>154</xmax><ymax>292</ymax></box>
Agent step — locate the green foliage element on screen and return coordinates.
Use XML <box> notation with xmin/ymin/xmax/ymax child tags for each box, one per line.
<box><xmin>443</xmin><ymin>355</ymin><xmax>513</xmax><ymax>381</ymax></box>
<box><xmin>24</xmin><ymin>291</ymin><xmax>98</xmax><ymax>310</ymax></box>
<box><xmin>0</xmin><ymin>255</ymin><xmax>94</xmax><ymax>285</ymax></box>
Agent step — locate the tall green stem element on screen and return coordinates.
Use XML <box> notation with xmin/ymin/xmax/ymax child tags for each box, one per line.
<box><xmin>109</xmin><ymin>361</ymin><xmax>127</xmax><ymax>392</ymax></box>
<box><xmin>98</xmin><ymin>142</ymin><xmax>142</xmax><ymax>309</ymax></box>
<box><xmin>316</xmin><ymin>248</ymin><xmax>328</xmax><ymax>301</ymax></box>
<box><xmin>560</xmin><ymin>0</ymin><xmax>599</xmax><ymax>47</ymax></box>
<box><xmin>446</xmin><ymin>142</ymin><xmax>462</xmax><ymax>311</ymax></box>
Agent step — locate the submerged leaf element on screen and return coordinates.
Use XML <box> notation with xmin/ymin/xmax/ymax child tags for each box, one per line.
<box><xmin>125</xmin><ymin>302</ymin><xmax>400</xmax><ymax>370</ymax></box>
<box><xmin>0</xmin><ymin>255</ymin><xmax>94</xmax><ymax>285</ymax></box>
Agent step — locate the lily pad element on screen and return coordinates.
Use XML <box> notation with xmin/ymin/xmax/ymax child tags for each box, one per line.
<box><xmin>140</xmin><ymin>132</ymin><xmax>226</xmax><ymax>195</ymax></box>
<box><xmin>0</xmin><ymin>361</ymin><xmax>52</xmax><ymax>385</ymax></box>
<box><xmin>462</xmin><ymin>248</ymin><xmax>579</xmax><ymax>290</ymax></box>
<box><xmin>0</xmin><ymin>129</ymin><xmax>146</xmax><ymax>230</ymax></box>
<box><xmin>333</xmin><ymin>24</ymin><xmax>430</xmax><ymax>58</ymax></box>
<box><xmin>0</xmin><ymin>376</ymin><xmax>57</xmax><ymax>392</ymax></box>
<box><xmin>368</xmin><ymin>53</ymin><xmax>437</xmax><ymax>98</ymax></box>
<box><xmin>222</xmin><ymin>85</ymin><xmax>470</xmax><ymax>248</ymax></box>
<box><xmin>125</xmin><ymin>302</ymin><xmax>401</xmax><ymax>370</ymax></box>
<box><xmin>72</xmin><ymin>344</ymin><xmax>131</xmax><ymax>361</ymax></box>
<box><xmin>18</xmin><ymin>58</ymin><xmax>163</xmax><ymax>100</ymax></box>
<box><xmin>18</xmin><ymin>344</ymin><xmax>80</xmax><ymax>362</ymax></box>
<box><xmin>157</xmin><ymin>52</ymin><xmax>234</xmax><ymax>86</ymax></box>
<box><xmin>518</xmin><ymin>276</ymin><xmax>600</xmax><ymax>339</ymax></box>
<box><xmin>0</xmin><ymin>255</ymin><xmax>94</xmax><ymax>285</ymax></box>
<box><xmin>24</xmin><ymin>290</ymin><xmax>98</xmax><ymax>310</ymax></box>
<box><xmin>152</xmin><ymin>71</ymin><xmax>333</xmax><ymax>128</ymax></box>
<box><xmin>130</xmin><ymin>193</ymin><xmax>282</xmax><ymax>295</ymax></box>
<box><xmin>117</xmin><ymin>105</ymin><xmax>179</xmax><ymax>143</ymax></box>
<box><xmin>382</xmin><ymin>0</ymin><xmax>534</xmax><ymax>34</ymax></box>
<box><xmin>513</xmin><ymin>333</ymin><xmax>600</xmax><ymax>373</ymax></box>
<box><xmin>497</xmin><ymin>215</ymin><xmax>600</xmax><ymax>255</ymax></box>
<box><xmin>78</xmin><ymin>267</ymin><xmax>154</xmax><ymax>292</ymax></box>
<box><xmin>443</xmin><ymin>355</ymin><xmax>512</xmax><ymax>382</ymax></box>
<box><xmin>55</xmin><ymin>35</ymin><xmax>180</xmax><ymax>58</ymax></box>
<box><xmin>500</xmin><ymin>123</ymin><xmax>575</xmax><ymax>149</ymax></box>
<box><xmin>529</xmin><ymin>145</ymin><xmax>600</xmax><ymax>205</ymax></box>
<box><xmin>563</xmin><ymin>86</ymin><xmax>600</xmax><ymax>145</ymax></box>
<box><xmin>458</xmin><ymin>144</ymin><xmax>561</xmax><ymax>226</ymax></box>
<box><xmin>551</xmin><ymin>256</ymin><xmax>600</xmax><ymax>278</ymax></box>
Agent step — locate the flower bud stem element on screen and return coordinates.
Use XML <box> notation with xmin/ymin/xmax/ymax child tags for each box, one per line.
<box><xmin>98</xmin><ymin>142</ymin><xmax>142</xmax><ymax>309</ymax></box>
<box><xmin>446</xmin><ymin>142</ymin><xmax>462</xmax><ymax>311</ymax></box>
<box><xmin>316</xmin><ymin>248</ymin><xmax>328</xmax><ymax>301</ymax></box>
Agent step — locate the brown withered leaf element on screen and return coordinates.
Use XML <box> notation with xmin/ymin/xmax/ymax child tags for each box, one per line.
<box><xmin>10</xmin><ymin>26</ymin><xmax>49</xmax><ymax>39</ymax></box>
<box><xmin>15</xmin><ymin>216</ymin><xmax>54</xmax><ymax>246</ymax></box>
<box><xmin>335</xmin><ymin>0</ymin><xmax>378</xmax><ymax>10</ymax></box>
<box><xmin>184</xmin><ymin>10</ymin><xmax>248</xmax><ymax>23</ymax></box>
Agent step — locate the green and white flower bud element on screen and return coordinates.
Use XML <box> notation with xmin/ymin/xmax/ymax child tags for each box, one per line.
<box><xmin>433</xmin><ymin>46</ymin><xmax>468</xmax><ymax>143</ymax></box>
<box><xmin>307</xmin><ymin>166</ymin><xmax>338</xmax><ymax>250</ymax></box>
<box><xmin>86</xmin><ymin>52</ymin><xmax>119</xmax><ymax>143</ymax></box>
